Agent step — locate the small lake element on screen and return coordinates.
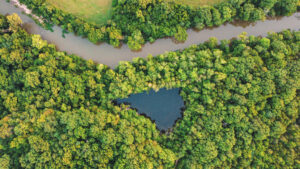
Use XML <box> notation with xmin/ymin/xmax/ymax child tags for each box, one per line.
<box><xmin>117</xmin><ymin>88</ymin><xmax>184</xmax><ymax>130</ymax></box>
<box><xmin>1</xmin><ymin>1</ymin><xmax>299</xmax><ymax>130</ymax></box>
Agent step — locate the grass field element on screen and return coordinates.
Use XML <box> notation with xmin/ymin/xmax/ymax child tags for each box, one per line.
<box><xmin>165</xmin><ymin>0</ymin><xmax>226</xmax><ymax>7</ymax></box>
<box><xmin>47</xmin><ymin>0</ymin><xmax>113</xmax><ymax>25</ymax></box>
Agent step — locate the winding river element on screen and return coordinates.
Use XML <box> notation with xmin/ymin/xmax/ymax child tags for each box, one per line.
<box><xmin>1</xmin><ymin>1</ymin><xmax>300</xmax><ymax>130</ymax></box>
<box><xmin>0</xmin><ymin>0</ymin><xmax>299</xmax><ymax>69</ymax></box>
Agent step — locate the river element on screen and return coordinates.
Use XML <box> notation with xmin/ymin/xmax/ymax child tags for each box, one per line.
<box><xmin>1</xmin><ymin>1</ymin><xmax>299</xmax><ymax>68</ymax></box>
<box><xmin>1</xmin><ymin>1</ymin><xmax>300</xmax><ymax>130</ymax></box>
<box><xmin>0</xmin><ymin>0</ymin><xmax>300</xmax><ymax>68</ymax></box>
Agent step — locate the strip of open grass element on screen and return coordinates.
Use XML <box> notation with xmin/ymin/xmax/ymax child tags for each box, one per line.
<box><xmin>46</xmin><ymin>0</ymin><xmax>113</xmax><ymax>25</ymax></box>
<box><xmin>165</xmin><ymin>0</ymin><xmax>226</xmax><ymax>7</ymax></box>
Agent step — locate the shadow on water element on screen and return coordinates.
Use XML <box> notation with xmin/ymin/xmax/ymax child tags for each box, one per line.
<box><xmin>115</xmin><ymin>88</ymin><xmax>185</xmax><ymax>132</ymax></box>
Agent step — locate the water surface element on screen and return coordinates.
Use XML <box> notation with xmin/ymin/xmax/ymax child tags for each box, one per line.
<box><xmin>117</xmin><ymin>88</ymin><xmax>184</xmax><ymax>130</ymax></box>
<box><xmin>0</xmin><ymin>1</ymin><xmax>299</xmax><ymax>68</ymax></box>
<box><xmin>1</xmin><ymin>1</ymin><xmax>300</xmax><ymax>130</ymax></box>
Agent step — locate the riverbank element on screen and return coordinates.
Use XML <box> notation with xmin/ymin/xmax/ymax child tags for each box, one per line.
<box><xmin>11</xmin><ymin>0</ymin><xmax>299</xmax><ymax>50</ymax></box>
<box><xmin>0</xmin><ymin>1</ymin><xmax>299</xmax><ymax>69</ymax></box>
<box><xmin>10</xmin><ymin>0</ymin><xmax>43</xmax><ymax>23</ymax></box>
<box><xmin>1</xmin><ymin>16</ymin><xmax>299</xmax><ymax>167</ymax></box>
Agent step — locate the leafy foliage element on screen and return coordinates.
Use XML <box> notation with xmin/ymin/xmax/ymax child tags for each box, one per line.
<box><xmin>0</xmin><ymin>14</ymin><xmax>299</xmax><ymax>168</ymax></box>
<box><xmin>14</xmin><ymin>0</ymin><xmax>299</xmax><ymax>50</ymax></box>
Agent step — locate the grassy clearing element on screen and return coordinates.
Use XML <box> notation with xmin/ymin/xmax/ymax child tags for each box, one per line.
<box><xmin>46</xmin><ymin>0</ymin><xmax>113</xmax><ymax>25</ymax></box>
<box><xmin>165</xmin><ymin>0</ymin><xmax>226</xmax><ymax>7</ymax></box>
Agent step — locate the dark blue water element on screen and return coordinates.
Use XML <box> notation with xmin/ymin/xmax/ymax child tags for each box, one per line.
<box><xmin>117</xmin><ymin>88</ymin><xmax>184</xmax><ymax>130</ymax></box>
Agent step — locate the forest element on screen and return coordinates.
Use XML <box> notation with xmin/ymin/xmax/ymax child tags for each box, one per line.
<box><xmin>0</xmin><ymin>14</ymin><xmax>299</xmax><ymax>168</ymax></box>
<box><xmin>13</xmin><ymin>0</ymin><xmax>299</xmax><ymax>50</ymax></box>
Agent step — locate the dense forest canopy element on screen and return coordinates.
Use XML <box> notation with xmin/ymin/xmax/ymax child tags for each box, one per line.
<box><xmin>165</xmin><ymin>0</ymin><xmax>226</xmax><ymax>7</ymax></box>
<box><xmin>13</xmin><ymin>0</ymin><xmax>299</xmax><ymax>50</ymax></box>
<box><xmin>0</xmin><ymin>14</ymin><xmax>299</xmax><ymax>168</ymax></box>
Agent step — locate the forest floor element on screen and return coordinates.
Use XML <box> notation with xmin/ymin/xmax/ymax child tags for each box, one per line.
<box><xmin>165</xmin><ymin>0</ymin><xmax>226</xmax><ymax>7</ymax></box>
<box><xmin>46</xmin><ymin>0</ymin><xmax>113</xmax><ymax>25</ymax></box>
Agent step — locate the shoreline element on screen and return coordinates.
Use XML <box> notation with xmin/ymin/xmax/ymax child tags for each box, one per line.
<box><xmin>1</xmin><ymin>1</ymin><xmax>299</xmax><ymax>69</ymax></box>
<box><xmin>10</xmin><ymin>0</ymin><xmax>43</xmax><ymax>23</ymax></box>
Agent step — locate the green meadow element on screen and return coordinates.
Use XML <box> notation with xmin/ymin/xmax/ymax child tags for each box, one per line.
<box><xmin>47</xmin><ymin>0</ymin><xmax>113</xmax><ymax>25</ymax></box>
<box><xmin>46</xmin><ymin>0</ymin><xmax>224</xmax><ymax>25</ymax></box>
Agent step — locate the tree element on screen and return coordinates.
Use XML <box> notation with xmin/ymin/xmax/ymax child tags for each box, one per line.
<box><xmin>275</xmin><ymin>0</ymin><xmax>298</xmax><ymax>15</ymax></box>
<box><xmin>25</xmin><ymin>71</ymin><xmax>41</xmax><ymax>88</ymax></box>
<box><xmin>174</xmin><ymin>26</ymin><xmax>188</xmax><ymax>42</ymax></box>
<box><xmin>211</xmin><ymin>7</ymin><xmax>222</xmax><ymax>26</ymax></box>
<box><xmin>127</xmin><ymin>30</ymin><xmax>145</xmax><ymax>51</ymax></box>
<box><xmin>88</xmin><ymin>28</ymin><xmax>104</xmax><ymax>44</ymax></box>
<box><xmin>0</xmin><ymin>154</ymin><xmax>10</xmax><ymax>169</ymax></box>
<box><xmin>6</xmin><ymin>13</ymin><xmax>22</xmax><ymax>32</ymax></box>
<box><xmin>259</xmin><ymin>0</ymin><xmax>277</xmax><ymax>11</ymax></box>
<box><xmin>31</xmin><ymin>34</ymin><xmax>47</xmax><ymax>50</ymax></box>
<box><xmin>107</xmin><ymin>27</ymin><xmax>123</xmax><ymax>47</ymax></box>
<box><xmin>0</xmin><ymin>14</ymin><xmax>299</xmax><ymax>168</ymax></box>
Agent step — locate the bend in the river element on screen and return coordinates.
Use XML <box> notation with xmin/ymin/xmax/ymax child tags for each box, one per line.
<box><xmin>0</xmin><ymin>1</ymin><xmax>299</xmax><ymax>69</ymax></box>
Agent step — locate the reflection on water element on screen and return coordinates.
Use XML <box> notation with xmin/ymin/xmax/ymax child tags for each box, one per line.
<box><xmin>0</xmin><ymin>1</ymin><xmax>299</xmax><ymax>69</ymax></box>
<box><xmin>117</xmin><ymin>88</ymin><xmax>185</xmax><ymax>131</ymax></box>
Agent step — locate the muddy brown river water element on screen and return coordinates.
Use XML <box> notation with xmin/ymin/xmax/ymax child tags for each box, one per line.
<box><xmin>1</xmin><ymin>0</ymin><xmax>300</xmax><ymax>130</ymax></box>
<box><xmin>1</xmin><ymin>0</ymin><xmax>299</xmax><ymax>69</ymax></box>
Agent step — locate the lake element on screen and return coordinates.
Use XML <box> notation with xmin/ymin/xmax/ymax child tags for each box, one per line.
<box><xmin>117</xmin><ymin>88</ymin><xmax>184</xmax><ymax>130</ymax></box>
<box><xmin>1</xmin><ymin>0</ymin><xmax>299</xmax><ymax>130</ymax></box>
